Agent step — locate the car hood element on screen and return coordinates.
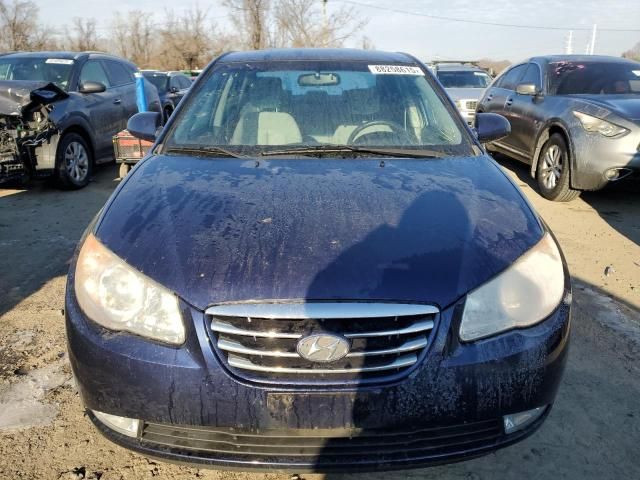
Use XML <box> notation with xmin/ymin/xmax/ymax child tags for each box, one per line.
<box><xmin>577</xmin><ymin>94</ymin><xmax>640</xmax><ymax>121</ymax></box>
<box><xmin>0</xmin><ymin>80</ymin><xmax>68</xmax><ymax>116</ymax></box>
<box><xmin>95</xmin><ymin>154</ymin><xmax>543</xmax><ymax>310</ymax></box>
<box><xmin>444</xmin><ymin>87</ymin><xmax>485</xmax><ymax>101</ymax></box>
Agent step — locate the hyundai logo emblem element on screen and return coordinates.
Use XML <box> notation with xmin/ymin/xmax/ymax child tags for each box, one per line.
<box><xmin>296</xmin><ymin>334</ymin><xmax>350</xmax><ymax>363</ymax></box>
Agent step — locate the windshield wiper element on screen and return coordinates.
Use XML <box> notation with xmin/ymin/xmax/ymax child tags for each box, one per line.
<box><xmin>260</xmin><ymin>145</ymin><xmax>446</xmax><ymax>159</ymax></box>
<box><xmin>164</xmin><ymin>146</ymin><xmax>246</xmax><ymax>158</ymax></box>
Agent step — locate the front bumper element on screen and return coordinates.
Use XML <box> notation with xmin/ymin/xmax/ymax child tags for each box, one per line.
<box><xmin>66</xmin><ymin>282</ymin><xmax>571</xmax><ymax>472</ymax></box>
<box><xmin>571</xmin><ymin>126</ymin><xmax>640</xmax><ymax>191</ymax></box>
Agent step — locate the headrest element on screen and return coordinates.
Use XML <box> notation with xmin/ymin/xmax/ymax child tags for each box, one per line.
<box><xmin>248</xmin><ymin>77</ymin><xmax>284</xmax><ymax>110</ymax></box>
<box><xmin>345</xmin><ymin>88</ymin><xmax>380</xmax><ymax>116</ymax></box>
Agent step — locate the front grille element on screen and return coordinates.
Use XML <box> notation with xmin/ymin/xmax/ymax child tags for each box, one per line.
<box><xmin>465</xmin><ymin>100</ymin><xmax>478</xmax><ymax>110</ymax></box>
<box><xmin>206</xmin><ymin>302</ymin><xmax>438</xmax><ymax>385</ymax></box>
<box><xmin>140</xmin><ymin>419</ymin><xmax>503</xmax><ymax>463</ymax></box>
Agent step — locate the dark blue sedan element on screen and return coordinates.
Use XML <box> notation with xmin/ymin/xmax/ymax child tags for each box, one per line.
<box><xmin>66</xmin><ymin>49</ymin><xmax>571</xmax><ymax>473</ymax></box>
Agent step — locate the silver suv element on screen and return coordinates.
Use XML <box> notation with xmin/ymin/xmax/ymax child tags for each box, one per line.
<box><xmin>432</xmin><ymin>63</ymin><xmax>492</xmax><ymax>126</ymax></box>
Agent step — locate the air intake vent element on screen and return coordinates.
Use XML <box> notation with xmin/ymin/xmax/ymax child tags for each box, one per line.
<box><xmin>206</xmin><ymin>302</ymin><xmax>438</xmax><ymax>385</ymax></box>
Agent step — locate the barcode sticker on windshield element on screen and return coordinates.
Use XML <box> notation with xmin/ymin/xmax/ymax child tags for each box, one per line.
<box><xmin>46</xmin><ymin>59</ymin><xmax>74</xmax><ymax>65</ymax></box>
<box><xmin>368</xmin><ymin>65</ymin><xmax>423</xmax><ymax>75</ymax></box>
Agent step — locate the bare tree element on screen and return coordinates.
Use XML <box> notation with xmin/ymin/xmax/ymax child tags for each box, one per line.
<box><xmin>110</xmin><ymin>12</ymin><xmax>156</xmax><ymax>67</ymax></box>
<box><xmin>0</xmin><ymin>0</ymin><xmax>50</xmax><ymax>51</ymax></box>
<box><xmin>157</xmin><ymin>6</ymin><xmax>223</xmax><ymax>70</ymax></box>
<box><xmin>223</xmin><ymin>0</ymin><xmax>271</xmax><ymax>50</ymax></box>
<box><xmin>477</xmin><ymin>58</ymin><xmax>511</xmax><ymax>77</ymax></box>
<box><xmin>273</xmin><ymin>0</ymin><xmax>367</xmax><ymax>48</ymax></box>
<box><xmin>66</xmin><ymin>17</ymin><xmax>100</xmax><ymax>51</ymax></box>
<box><xmin>361</xmin><ymin>35</ymin><xmax>375</xmax><ymax>50</ymax></box>
<box><xmin>622</xmin><ymin>41</ymin><xmax>640</xmax><ymax>61</ymax></box>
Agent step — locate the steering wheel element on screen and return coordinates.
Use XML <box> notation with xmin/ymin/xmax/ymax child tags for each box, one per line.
<box><xmin>347</xmin><ymin>120</ymin><xmax>415</xmax><ymax>145</ymax></box>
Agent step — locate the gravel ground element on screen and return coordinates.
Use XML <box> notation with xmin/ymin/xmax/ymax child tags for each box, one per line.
<box><xmin>0</xmin><ymin>158</ymin><xmax>638</xmax><ymax>480</ymax></box>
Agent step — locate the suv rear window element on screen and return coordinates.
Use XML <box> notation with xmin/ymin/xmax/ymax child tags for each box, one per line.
<box><xmin>437</xmin><ymin>71</ymin><xmax>491</xmax><ymax>88</ymax></box>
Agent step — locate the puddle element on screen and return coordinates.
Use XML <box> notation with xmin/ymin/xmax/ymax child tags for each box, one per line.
<box><xmin>0</xmin><ymin>360</ymin><xmax>70</xmax><ymax>432</ymax></box>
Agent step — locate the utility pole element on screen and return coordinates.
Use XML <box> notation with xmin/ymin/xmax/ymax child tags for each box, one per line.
<box><xmin>565</xmin><ymin>30</ymin><xmax>573</xmax><ymax>54</ymax></box>
<box><xmin>322</xmin><ymin>0</ymin><xmax>328</xmax><ymax>47</ymax></box>
<box><xmin>589</xmin><ymin>24</ymin><xmax>597</xmax><ymax>55</ymax></box>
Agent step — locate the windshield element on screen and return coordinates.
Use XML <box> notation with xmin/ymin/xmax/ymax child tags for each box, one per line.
<box><xmin>164</xmin><ymin>61</ymin><xmax>473</xmax><ymax>157</ymax></box>
<box><xmin>143</xmin><ymin>72</ymin><xmax>168</xmax><ymax>92</ymax></box>
<box><xmin>549</xmin><ymin>61</ymin><xmax>640</xmax><ymax>95</ymax></box>
<box><xmin>0</xmin><ymin>57</ymin><xmax>74</xmax><ymax>90</ymax></box>
<box><xmin>437</xmin><ymin>71</ymin><xmax>491</xmax><ymax>88</ymax></box>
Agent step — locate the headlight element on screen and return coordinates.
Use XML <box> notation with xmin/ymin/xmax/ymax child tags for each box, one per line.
<box><xmin>459</xmin><ymin>233</ymin><xmax>565</xmax><ymax>342</ymax></box>
<box><xmin>573</xmin><ymin>111</ymin><xmax>629</xmax><ymax>138</ymax></box>
<box><xmin>74</xmin><ymin>234</ymin><xmax>185</xmax><ymax>344</ymax></box>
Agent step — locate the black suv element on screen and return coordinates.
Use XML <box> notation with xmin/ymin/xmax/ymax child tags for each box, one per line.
<box><xmin>142</xmin><ymin>70</ymin><xmax>191</xmax><ymax>121</ymax></box>
<box><xmin>0</xmin><ymin>51</ymin><xmax>161</xmax><ymax>189</ymax></box>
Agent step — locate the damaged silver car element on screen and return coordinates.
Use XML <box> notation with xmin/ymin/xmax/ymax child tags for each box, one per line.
<box><xmin>0</xmin><ymin>51</ymin><xmax>160</xmax><ymax>189</ymax></box>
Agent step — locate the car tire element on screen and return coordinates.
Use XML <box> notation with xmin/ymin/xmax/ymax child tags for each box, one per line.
<box><xmin>56</xmin><ymin>133</ymin><xmax>92</xmax><ymax>190</ymax></box>
<box><xmin>119</xmin><ymin>163</ymin><xmax>131</xmax><ymax>179</ymax></box>
<box><xmin>536</xmin><ymin>133</ymin><xmax>580</xmax><ymax>202</ymax></box>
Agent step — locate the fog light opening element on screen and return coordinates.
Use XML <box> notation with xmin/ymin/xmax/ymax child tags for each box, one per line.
<box><xmin>605</xmin><ymin>167</ymin><xmax>632</xmax><ymax>181</ymax></box>
<box><xmin>503</xmin><ymin>406</ymin><xmax>547</xmax><ymax>434</ymax></box>
<box><xmin>92</xmin><ymin>410</ymin><xmax>140</xmax><ymax>438</ymax></box>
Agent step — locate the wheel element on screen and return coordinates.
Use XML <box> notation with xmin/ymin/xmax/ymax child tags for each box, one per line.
<box><xmin>536</xmin><ymin>133</ymin><xmax>580</xmax><ymax>202</ymax></box>
<box><xmin>119</xmin><ymin>162</ymin><xmax>131</xmax><ymax>179</ymax></box>
<box><xmin>346</xmin><ymin>120</ymin><xmax>415</xmax><ymax>145</ymax></box>
<box><xmin>56</xmin><ymin>133</ymin><xmax>92</xmax><ymax>189</ymax></box>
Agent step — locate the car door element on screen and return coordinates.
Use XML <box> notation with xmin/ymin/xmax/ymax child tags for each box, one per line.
<box><xmin>479</xmin><ymin>64</ymin><xmax>525</xmax><ymax>118</ymax></box>
<box><xmin>490</xmin><ymin>64</ymin><xmax>528</xmax><ymax>152</ymax></box>
<box><xmin>103</xmin><ymin>60</ymin><xmax>137</xmax><ymax>128</ymax></box>
<box><xmin>77</xmin><ymin>59</ymin><xmax>121</xmax><ymax>160</ymax></box>
<box><xmin>504</xmin><ymin>63</ymin><xmax>545</xmax><ymax>159</ymax></box>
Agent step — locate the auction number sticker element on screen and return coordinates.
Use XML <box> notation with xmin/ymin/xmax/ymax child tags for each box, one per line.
<box><xmin>46</xmin><ymin>59</ymin><xmax>74</xmax><ymax>65</ymax></box>
<box><xmin>368</xmin><ymin>65</ymin><xmax>424</xmax><ymax>75</ymax></box>
<box><xmin>633</xmin><ymin>70</ymin><xmax>640</xmax><ymax>77</ymax></box>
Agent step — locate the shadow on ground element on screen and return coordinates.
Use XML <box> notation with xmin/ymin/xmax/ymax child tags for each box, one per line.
<box><xmin>317</xmin><ymin>277</ymin><xmax>640</xmax><ymax>480</ymax></box>
<box><xmin>0</xmin><ymin>164</ymin><xmax>119</xmax><ymax>317</ymax></box>
<box><xmin>493</xmin><ymin>153</ymin><xmax>640</xmax><ymax>248</ymax></box>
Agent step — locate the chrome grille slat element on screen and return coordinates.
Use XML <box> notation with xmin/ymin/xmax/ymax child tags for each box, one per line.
<box><xmin>211</xmin><ymin>319</ymin><xmax>434</xmax><ymax>339</ymax></box>
<box><xmin>206</xmin><ymin>303</ymin><xmax>439</xmax><ymax>319</ymax></box>
<box><xmin>227</xmin><ymin>353</ymin><xmax>418</xmax><ymax>374</ymax></box>
<box><xmin>206</xmin><ymin>302</ymin><xmax>438</xmax><ymax>384</ymax></box>
<box><xmin>217</xmin><ymin>336</ymin><xmax>428</xmax><ymax>358</ymax></box>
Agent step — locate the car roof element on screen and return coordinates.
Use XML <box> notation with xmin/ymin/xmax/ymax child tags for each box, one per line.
<box><xmin>0</xmin><ymin>51</ymin><xmax>137</xmax><ymax>68</ymax></box>
<box><xmin>220</xmin><ymin>48</ymin><xmax>416</xmax><ymax>64</ymax></box>
<box><xmin>528</xmin><ymin>54</ymin><xmax>640</xmax><ymax>65</ymax></box>
<box><xmin>434</xmin><ymin>64</ymin><xmax>487</xmax><ymax>72</ymax></box>
<box><xmin>1</xmin><ymin>51</ymin><xmax>117</xmax><ymax>61</ymax></box>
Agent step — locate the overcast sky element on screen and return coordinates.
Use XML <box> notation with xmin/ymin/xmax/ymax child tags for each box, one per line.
<box><xmin>35</xmin><ymin>0</ymin><xmax>640</xmax><ymax>62</ymax></box>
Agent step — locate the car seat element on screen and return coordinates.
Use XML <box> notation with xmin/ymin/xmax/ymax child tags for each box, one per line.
<box><xmin>231</xmin><ymin>77</ymin><xmax>302</xmax><ymax>145</ymax></box>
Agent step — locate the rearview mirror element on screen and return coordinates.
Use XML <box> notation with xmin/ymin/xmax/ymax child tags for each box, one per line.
<box><xmin>170</xmin><ymin>86</ymin><xmax>179</xmax><ymax>93</ymax></box>
<box><xmin>475</xmin><ymin>113</ymin><xmax>511</xmax><ymax>143</ymax></box>
<box><xmin>516</xmin><ymin>83</ymin><xmax>539</xmax><ymax>96</ymax></box>
<box><xmin>79</xmin><ymin>81</ymin><xmax>106</xmax><ymax>94</ymax></box>
<box><xmin>298</xmin><ymin>72</ymin><xmax>340</xmax><ymax>86</ymax></box>
<box><xmin>127</xmin><ymin>112</ymin><xmax>162</xmax><ymax>142</ymax></box>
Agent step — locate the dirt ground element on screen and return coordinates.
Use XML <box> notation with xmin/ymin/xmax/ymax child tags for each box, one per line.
<box><xmin>0</xmin><ymin>158</ymin><xmax>639</xmax><ymax>480</ymax></box>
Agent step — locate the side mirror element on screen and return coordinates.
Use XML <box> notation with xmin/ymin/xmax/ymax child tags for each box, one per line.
<box><xmin>516</xmin><ymin>83</ymin><xmax>539</xmax><ymax>96</ymax></box>
<box><xmin>79</xmin><ymin>81</ymin><xmax>106</xmax><ymax>94</ymax></box>
<box><xmin>127</xmin><ymin>112</ymin><xmax>162</xmax><ymax>142</ymax></box>
<box><xmin>475</xmin><ymin>112</ymin><xmax>511</xmax><ymax>143</ymax></box>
